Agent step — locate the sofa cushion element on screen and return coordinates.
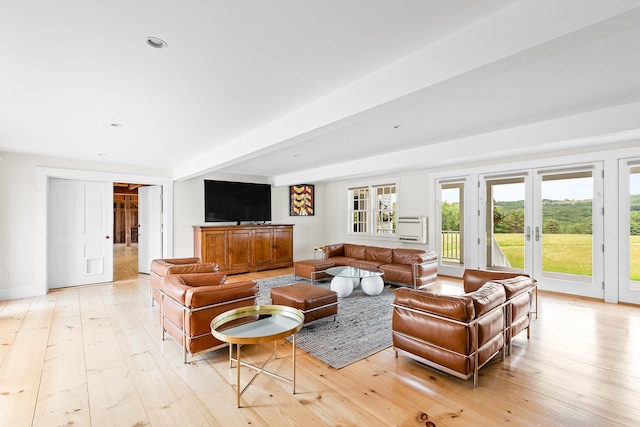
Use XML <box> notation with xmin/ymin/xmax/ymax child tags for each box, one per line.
<box><xmin>380</xmin><ymin>263</ymin><xmax>412</xmax><ymax>285</ymax></box>
<box><xmin>344</xmin><ymin>244</ymin><xmax>366</xmax><ymax>259</ymax></box>
<box><xmin>392</xmin><ymin>248</ymin><xmax>425</xmax><ymax>265</ymax></box>
<box><xmin>364</xmin><ymin>246</ymin><xmax>393</xmax><ymax>264</ymax></box>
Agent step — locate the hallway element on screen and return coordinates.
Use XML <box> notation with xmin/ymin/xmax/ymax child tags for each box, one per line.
<box><xmin>113</xmin><ymin>243</ymin><xmax>146</xmax><ymax>282</ymax></box>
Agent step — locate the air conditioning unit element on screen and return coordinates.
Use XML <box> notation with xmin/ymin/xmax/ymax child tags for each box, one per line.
<box><xmin>397</xmin><ymin>216</ymin><xmax>427</xmax><ymax>244</ymax></box>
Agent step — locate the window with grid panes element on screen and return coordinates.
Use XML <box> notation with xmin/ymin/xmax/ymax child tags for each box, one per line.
<box><xmin>350</xmin><ymin>187</ymin><xmax>369</xmax><ymax>233</ymax></box>
<box><xmin>375</xmin><ymin>184</ymin><xmax>396</xmax><ymax>235</ymax></box>
<box><xmin>349</xmin><ymin>183</ymin><xmax>397</xmax><ymax>236</ymax></box>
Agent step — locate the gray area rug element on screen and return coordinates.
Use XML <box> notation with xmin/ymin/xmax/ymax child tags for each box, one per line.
<box><xmin>256</xmin><ymin>274</ymin><xmax>395</xmax><ymax>369</ymax></box>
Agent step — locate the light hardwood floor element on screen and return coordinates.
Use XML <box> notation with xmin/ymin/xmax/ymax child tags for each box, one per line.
<box><xmin>1</xmin><ymin>249</ymin><xmax>640</xmax><ymax>426</ymax></box>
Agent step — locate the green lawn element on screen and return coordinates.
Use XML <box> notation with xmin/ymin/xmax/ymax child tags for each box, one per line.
<box><xmin>494</xmin><ymin>234</ymin><xmax>640</xmax><ymax>280</ymax></box>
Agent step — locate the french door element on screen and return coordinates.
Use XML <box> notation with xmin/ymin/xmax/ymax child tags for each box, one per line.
<box><xmin>481</xmin><ymin>164</ymin><xmax>603</xmax><ymax>298</ymax></box>
<box><xmin>618</xmin><ymin>159</ymin><xmax>640</xmax><ymax>305</ymax></box>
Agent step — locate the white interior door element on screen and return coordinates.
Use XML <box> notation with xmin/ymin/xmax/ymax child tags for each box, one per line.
<box><xmin>138</xmin><ymin>185</ymin><xmax>163</xmax><ymax>273</ymax></box>
<box><xmin>48</xmin><ymin>178</ymin><xmax>113</xmax><ymax>288</ymax></box>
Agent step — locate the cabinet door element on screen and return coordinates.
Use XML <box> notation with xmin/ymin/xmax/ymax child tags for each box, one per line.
<box><xmin>253</xmin><ymin>228</ymin><xmax>274</xmax><ymax>268</ymax></box>
<box><xmin>202</xmin><ymin>229</ymin><xmax>229</xmax><ymax>270</ymax></box>
<box><xmin>273</xmin><ymin>227</ymin><xmax>293</xmax><ymax>264</ymax></box>
<box><xmin>228</xmin><ymin>229</ymin><xmax>251</xmax><ymax>270</ymax></box>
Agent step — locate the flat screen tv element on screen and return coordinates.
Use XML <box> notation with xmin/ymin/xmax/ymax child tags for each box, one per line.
<box><xmin>204</xmin><ymin>180</ymin><xmax>271</xmax><ymax>223</ymax></box>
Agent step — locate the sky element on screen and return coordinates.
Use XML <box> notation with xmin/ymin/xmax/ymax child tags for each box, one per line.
<box><xmin>442</xmin><ymin>174</ymin><xmax>640</xmax><ymax>203</ymax></box>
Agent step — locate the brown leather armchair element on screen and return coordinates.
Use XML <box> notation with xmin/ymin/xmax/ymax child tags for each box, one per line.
<box><xmin>160</xmin><ymin>272</ymin><xmax>258</xmax><ymax>363</ymax></box>
<box><xmin>392</xmin><ymin>282</ymin><xmax>507</xmax><ymax>387</ymax></box>
<box><xmin>463</xmin><ymin>269</ymin><xmax>535</xmax><ymax>353</ymax></box>
<box><xmin>150</xmin><ymin>257</ymin><xmax>218</xmax><ymax>306</ymax></box>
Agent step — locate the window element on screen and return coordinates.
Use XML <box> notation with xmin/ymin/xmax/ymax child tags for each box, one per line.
<box><xmin>440</xmin><ymin>182</ymin><xmax>464</xmax><ymax>264</ymax></box>
<box><xmin>349</xmin><ymin>183</ymin><xmax>397</xmax><ymax>236</ymax></box>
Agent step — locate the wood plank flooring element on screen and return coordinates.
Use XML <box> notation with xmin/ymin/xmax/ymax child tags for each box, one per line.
<box><xmin>1</xmin><ymin>249</ymin><xmax>640</xmax><ymax>426</ymax></box>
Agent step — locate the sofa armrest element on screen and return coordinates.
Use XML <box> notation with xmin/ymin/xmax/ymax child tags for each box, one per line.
<box><xmin>495</xmin><ymin>276</ymin><xmax>534</xmax><ymax>299</ymax></box>
<box><xmin>411</xmin><ymin>251</ymin><xmax>438</xmax><ymax>264</ymax></box>
<box><xmin>323</xmin><ymin>243</ymin><xmax>345</xmax><ymax>258</ymax></box>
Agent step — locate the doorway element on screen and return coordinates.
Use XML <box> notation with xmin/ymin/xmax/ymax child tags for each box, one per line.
<box><xmin>481</xmin><ymin>164</ymin><xmax>604</xmax><ymax>299</ymax></box>
<box><xmin>113</xmin><ymin>183</ymin><xmax>164</xmax><ymax>280</ymax></box>
<box><xmin>36</xmin><ymin>167</ymin><xmax>173</xmax><ymax>296</ymax></box>
<box><xmin>113</xmin><ymin>182</ymin><xmax>143</xmax><ymax>281</ymax></box>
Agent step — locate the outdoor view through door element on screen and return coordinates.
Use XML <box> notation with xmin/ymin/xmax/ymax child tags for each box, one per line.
<box><xmin>483</xmin><ymin>168</ymin><xmax>601</xmax><ymax>298</ymax></box>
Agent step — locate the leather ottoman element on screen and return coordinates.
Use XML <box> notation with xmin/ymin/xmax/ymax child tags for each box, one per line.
<box><xmin>270</xmin><ymin>283</ymin><xmax>338</xmax><ymax>324</ymax></box>
<box><xmin>293</xmin><ymin>259</ymin><xmax>336</xmax><ymax>283</ymax></box>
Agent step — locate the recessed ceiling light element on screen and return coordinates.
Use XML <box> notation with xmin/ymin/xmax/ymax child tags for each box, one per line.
<box><xmin>146</xmin><ymin>37</ymin><xmax>167</xmax><ymax>49</ymax></box>
<box><xmin>110</xmin><ymin>123</ymin><xmax>123</xmax><ymax>127</ymax></box>
<box><xmin>293</xmin><ymin>154</ymin><xmax>301</xmax><ymax>157</ymax></box>
<box><xmin>393</xmin><ymin>125</ymin><xmax>403</xmax><ymax>129</ymax></box>
<box><xmin>97</xmin><ymin>153</ymin><xmax>107</xmax><ymax>157</ymax></box>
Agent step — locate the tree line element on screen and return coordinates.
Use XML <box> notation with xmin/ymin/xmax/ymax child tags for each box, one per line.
<box><xmin>442</xmin><ymin>195</ymin><xmax>640</xmax><ymax>235</ymax></box>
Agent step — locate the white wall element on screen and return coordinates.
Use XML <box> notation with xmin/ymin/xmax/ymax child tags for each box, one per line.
<box><xmin>172</xmin><ymin>173</ymin><xmax>326</xmax><ymax>261</ymax></box>
<box><xmin>323</xmin><ymin>171</ymin><xmax>433</xmax><ymax>252</ymax></box>
<box><xmin>0</xmin><ymin>151</ymin><xmax>171</xmax><ymax>299</ymax></box>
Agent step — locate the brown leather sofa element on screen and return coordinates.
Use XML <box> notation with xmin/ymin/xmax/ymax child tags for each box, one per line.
<box><xmin>150</xmin><ymin>257</ymin><xmax>218</xmax><ymax>306</ymax></box>
<box><xmin>392</xmin><ymin>282</ymin><xmax>507</xmax><ymax>387</ymax></box>
<box><xmin>323</xmin><ymin>243</ymin><xmax>438</xmax><ymax>288</ymax></box>
<box><xmin>160</xmin><ymin>272</ymin><xmax>258</xmax><ymax>363</ymax></box>
<box><xmin>392</xmin><ymin>269</ymin><xmax>535</xmax><ymax>386</ymax></box>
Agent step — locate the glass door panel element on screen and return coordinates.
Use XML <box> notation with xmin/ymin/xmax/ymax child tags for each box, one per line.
<box><xmin>619</xmin><ymin>162</ymin><xmax>640</xmax><ymax>304</ymax></box>
<box><xmin>533</xmin><ymin>168</ymin><xmax>603</xmax><ymax>298</ymax></box>
<box><xmin>440</xmin><ymin>183</ymin><xmax>464</xmax><ymax>265</ymax></box>
<box><xmin>485</xmin><ymin>177</ymin><xmax>526</xmax><ymax>273</ymax></box>
<box><xmin>539</xmin><ymin>172</ymin><xmax>593</xmax><ymax>281</ymax></box>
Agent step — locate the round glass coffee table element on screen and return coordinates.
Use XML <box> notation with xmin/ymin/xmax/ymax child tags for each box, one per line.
<box><xmin>324</xmin><ymin>266</ymin><xmax>385</xmax><ymax>297</ymax></box>
<box><xmin>211</xmin><ymin>305</ymin><xmax>304</xmax><ymax>407</ymax></box>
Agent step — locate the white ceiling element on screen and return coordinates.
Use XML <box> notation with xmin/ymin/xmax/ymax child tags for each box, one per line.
<box><xmin>2</xmin><ymin>1</ymin><xmax>640</xmax><ymax>185</ymax></box>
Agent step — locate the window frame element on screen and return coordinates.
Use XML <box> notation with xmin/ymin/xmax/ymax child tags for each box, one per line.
<box><xmin>348</xmin><ymin>181</ymin><xmax>398</xmax><ymax>238</ymax></box>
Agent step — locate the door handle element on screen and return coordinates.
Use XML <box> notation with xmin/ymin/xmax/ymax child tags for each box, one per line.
<box><xmin>526</xmin><ymin>226</ymin><xmax>531</xmax><ymax>241</ymax></box>
<box><xmin>535</xmin><ymin>226</ymin><xmax>540</xmax><ymax>242</ymax></box>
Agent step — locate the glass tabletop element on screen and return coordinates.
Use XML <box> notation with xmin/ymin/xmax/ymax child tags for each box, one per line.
<box><xmin>324</xmin><ymin>265</ymin><xmax>383</xmax><ymax>279</ymax></box>
<box><xmin>211</xmin><ymin>305</ymin><xmax>304</xmax><ymax>345</ymax></box>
